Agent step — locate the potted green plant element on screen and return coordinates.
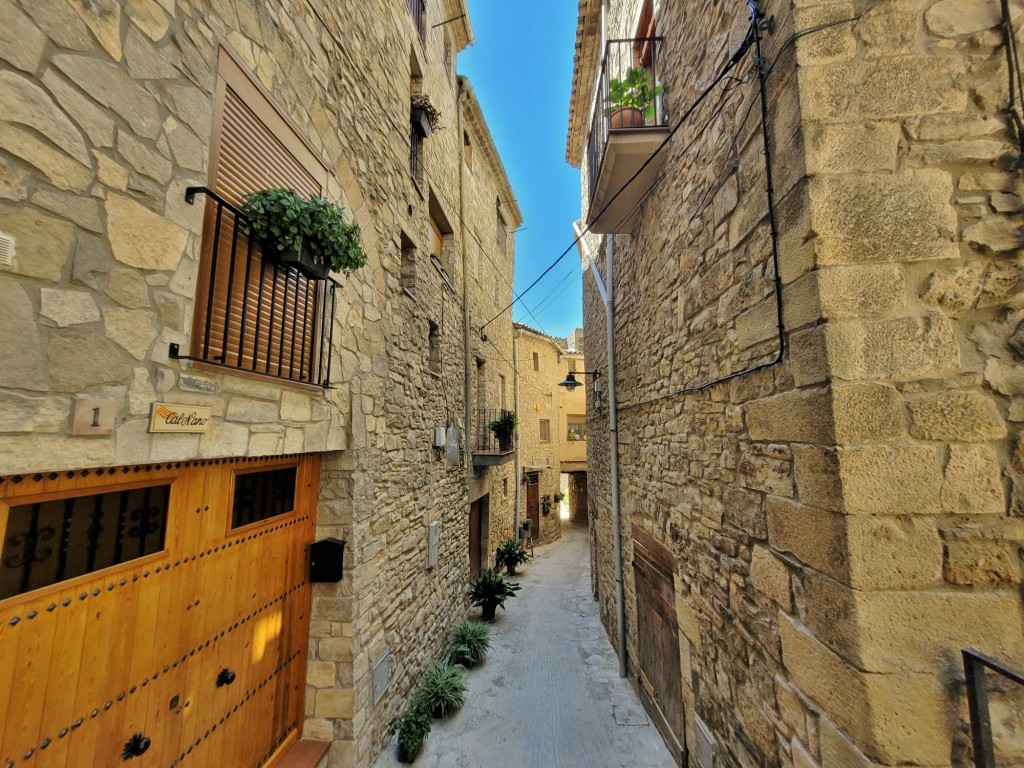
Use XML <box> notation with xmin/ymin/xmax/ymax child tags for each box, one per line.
<box><xmin>242</xmin><ymin>188</ymin><xmax>367</xmax><ymax>280</ymax></box>
<box><xmin>447</xmin><ymin>620</ymin><xmax>491</xmax><ymax>668</ymax></box>
<box><xmin>413</xmin><ymin>661</ymin><xmax>467</xmax><ymax>718</ymax></box>
<box><xmin>553</xmin><ymin>492</ymin><xmax>565</xmax><ymax>503</ymax></box>
<box><xmin>519</xmin><ymin>517</ymin><xmax>533</xmax><ymax>539</ymax></box>
<box><xmin>495</xmin><ymin>538</ymin><xmax>531</xmax><ymax>576</ymax></box>
<box><xmin>467</xmin><ymin>569</ymin><xmax>520</xmax><ymax>622</ymax></box>
<box><xmin>606</xmin><ymin>66</ymin><xmax>663</xmax><ymax>129</ymax></box>
<box><xmin>488</xmin><ymin>411</ymin><xmax>518</xmax><ymax>452</ymax></box>
<box><xmin>391</xmin><ymin>705</ymin><xmax>431</xmax><ymax>763</ymax></box>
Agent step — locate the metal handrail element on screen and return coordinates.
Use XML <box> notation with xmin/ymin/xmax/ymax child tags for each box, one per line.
<box><xmin>587</xmin><ymin>36</ymin><xmax>667</xmax><ymax>200</ymax></box>
<box><xmin>963</xmin><ymin>648</ymin><xmax>1024</xmax><ymax>767</ymax></box>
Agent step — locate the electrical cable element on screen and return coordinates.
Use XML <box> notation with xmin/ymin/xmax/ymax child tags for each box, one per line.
<box><xmin>617</xmin><ymin>1</ymin><xmax>784</xmax><ymax>411</ymax></box>
<box><xmin>478</xmin><ymin>19</ymin><xmax>759</xmax><ymax>332</ymax></box>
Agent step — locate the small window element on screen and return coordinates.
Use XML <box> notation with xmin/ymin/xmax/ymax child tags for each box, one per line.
<box><xmin>499</xmin><ymin>373</ymin><xmax>507</xmax><ymax>410</ymax></box>
<box><xmin>1</xmin><ymin>484</ymin><xmax>170</xmax><ymax>600</ymax></box>
<box><xmin>463</xmin><ymin>131</ymin><xmax>473</xmax><ymax>169</ymax></box>
<box><xmin>540</xmin><ymin>419</ymin><xmax>551</xmax><ymax>442</ymax></box>
<box><xmin>532</xmin><ymin>352</ymin><xmax>539</xmax><ymax>372</ymax></box>
<box><xmin>428</xmin><ymin>321</ymin><xmax>441</xmax><ymax>374</ymax></box>
<box><xmin>232</xmin><ymin>466</ymin><xmax>297</xmax><ymax>528</ymax></box>
<box><xmin>496</xmin><ymin>201</ymin><xmax>507</xmax><ymax>251</ymax></box>
<box><xmin>568</xmin><ymin>360</ymin><xmax>577</xmax><ymax>372</ymax></box>
<box><xmin>400</xmin><ymin>230</ymin><xmax>417</xmax><ymax>297</ymax></box>
<box><xmin>430</xmin><ymin>216</ymin><xmax>444</xmax><ymax>258</ymax></box>
<box><xmin>410</xmin><ymin>126</ymin><xmax>423</xmax><ymax>187</ymax></box>
<box><xmin>567</xmin><ymin>417</ymin><xmax>586</xmax><ymax>442</ymax></box>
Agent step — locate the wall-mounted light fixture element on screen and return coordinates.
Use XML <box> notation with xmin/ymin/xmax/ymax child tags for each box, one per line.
<box><xmin>557</xmin><ymin>370</ymin><xmax>601</xmax><ymax>392</ymax></box>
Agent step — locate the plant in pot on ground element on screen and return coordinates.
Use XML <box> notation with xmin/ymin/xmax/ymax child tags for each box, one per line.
<box><xmin>448</xmin><ymin>620</ymin><xmax>491</xmax><ymax>668</ymax></box>
<box><xmin>242</xmin><ymin>187</ymin><xmax>367</xmax><ymax>280</ymax></box>
<box><xmin>413</xmin><ymin>661</ymin><xmax>467</xmax><ymax>718</ymax></box>
<box><xmin>468</xmin><ymin>568</ymin><xmax>521</xmax><ymax>622</ymax></box>
<box><xmin>488</xmin><ymin>411</ymin><xmax>518</xmax><ymax>451</ymax></box>
<box><xmin>390</xmin><ymin>704</ymin><xmax>432</xmax><ymax>763</ymax></box>
<box><xmin>495</xmin><ymin>538</ymin><xmax>531</xmax><ymax>576</ymax></box>
<box><xmin>606</xmin><ymin>65</ymin><xmax>662</xmax><ymax>129</ymax></box>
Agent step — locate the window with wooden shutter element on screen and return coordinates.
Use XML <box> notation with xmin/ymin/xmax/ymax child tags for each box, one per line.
<box><xmin>191</xmin><ymin>49</ymin><xmax>332</xmax><ymax>385</ymax></box>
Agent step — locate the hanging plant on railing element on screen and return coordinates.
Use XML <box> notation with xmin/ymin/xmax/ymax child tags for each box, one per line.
<box><xmin>242</xmin><ymin>187</ymin><xmax>367</xmax><ymax>280</ymax></box>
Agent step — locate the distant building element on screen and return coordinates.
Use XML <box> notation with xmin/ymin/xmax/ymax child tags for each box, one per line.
<box><xmin>514</xmin><ymin>323</ymin><xmax>588</xmax><ymax>546</ymax></box>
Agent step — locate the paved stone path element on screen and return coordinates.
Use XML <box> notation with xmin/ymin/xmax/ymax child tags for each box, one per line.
<box><xmin>373</xmin><ymin>524</ymin><xmax>677</xmax><ymax>768</ymax></box>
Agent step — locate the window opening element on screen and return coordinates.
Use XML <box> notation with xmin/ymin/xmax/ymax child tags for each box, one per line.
<box><xmin>532</xmin><ymin>351</ymin><xmax>539</xmax><ymax>372</ymax></box>
<box><xmin>1</xmin><ymin>483</ymin><xmax>170</xmax><ymax>600</ymax></box>
<box><xmin>539</xmin><ymin>419</ymin><xmax>551</xmax><ymax>442</ymax></box>
<box><xmin>232</xmin><ymin>466</ymin><xmax>297</xmax><ymax>528</ymax></box>
<box><xmin>190</xmin><ymin>50</ymin><xmax>330</xmax><ymax>385</ymax></box>
<box><xmin>428</xmin><ymin>321</ymin><xmax>441</xmax><ymax>374</ymax></box>
<box><xmin>400</xmin><ymin>230</ymin><xmax>417</xmax><ymax>297</ymax></box>
<box><xmin>496</xmin><ymin>200</ymin><xmax>507</xmax><ymax>251</ymax></box>
<box><xmin>567</xmin><ymin>416</ymin><xmax>586</xmax><ymax>442</ymax></box>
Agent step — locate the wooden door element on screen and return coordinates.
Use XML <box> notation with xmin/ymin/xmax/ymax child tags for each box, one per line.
<box><xmin>526</xmin><ymin>475</ymin><xmax>540</xmax><ymax>544</ymax></box>
<box><xmin>0</xmin><ymin>455</ymin><xmax>318</xmax><ymax>768</ymax></box>
<box><xmin>632</xmin><ymin>526</ymin><xmax>685</xmax><ymax>763</ymax></box>
<box><xmin>469</xmin><ymin>499</ymin><xmax>482</xmax><ymax>579</ymax></box>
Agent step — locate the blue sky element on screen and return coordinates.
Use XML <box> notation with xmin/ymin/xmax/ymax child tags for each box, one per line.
<box><xmin>458</xmin><ymin>0</ymin><xmax>583</xmax><ymax>341</ymax></box>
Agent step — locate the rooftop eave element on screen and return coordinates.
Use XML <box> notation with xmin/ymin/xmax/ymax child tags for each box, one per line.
<box><xmin>444</xmin><ymin>0</ymin><xmax>475</xmax><ymax>50</ymax></box>
<box><xmin>566</xmin><ymin>0</ymin><xmax>602</xmax><ymax>166</ymax></box>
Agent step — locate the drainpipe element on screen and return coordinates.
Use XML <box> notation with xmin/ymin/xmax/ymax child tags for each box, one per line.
<box><xmin>458</xmin><ymin>81</ymin><xmax>472</xmax><ymax>484</ymax></box>
<box><xmin>513</xmin><ymin>333</ymin><xmax>521</xmax><ymax>531</ymax></box>
<box><xmin>574</xmin><ymin>221</ymin><xmax>625</xmax><ymax>678</ymax></box>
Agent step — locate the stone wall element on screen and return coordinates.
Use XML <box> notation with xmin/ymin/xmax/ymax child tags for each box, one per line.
<box><xmin>515</xmin><ymin>323</ymin><xmax>572</xmax><ymax>544</ymax></box>
<box><xmin>0</xmin><ymin>2</ymin><xmax>519</xmax><ymax>767</ymax></box>
<box><xmin>571</xmin><ymin>0</ymin><xmax>1024</xmax><ymax>765</ymax></box>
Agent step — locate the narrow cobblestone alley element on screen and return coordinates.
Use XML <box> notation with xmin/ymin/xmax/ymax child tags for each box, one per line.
<box><xmin>374</xmin><ymin>524</ymin><xmax>677</xmax><ymax>768</ymax></box>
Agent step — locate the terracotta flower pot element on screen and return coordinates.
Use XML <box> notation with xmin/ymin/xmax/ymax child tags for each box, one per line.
<box><xmin>610</xmin><ymin>107</ymin><xmax>644</xmax><ymax>129</ymax></box>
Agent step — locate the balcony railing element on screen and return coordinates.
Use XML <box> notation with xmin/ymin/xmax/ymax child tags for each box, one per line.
<box><xmin>175</xmin><ymin>187</ymin><xmax>337</xmax><ymax>388</ymax></box>
<box><xmin>408</xmin><ymin>0</ymin><xmax>426</xmax><ymax>44</ymax></box>
<box><xmin>587</xmin><ymin>36</ymin><xmax>667</xmax><ymax>201</ymax></box>
<box><xmin>963</xmin><ymin>648</ymin><xmax>1024</xmax><ymax>767</ymax></box>
<box><xmin>474</xmin><ymin>409</ymin><xmax>514</xmax><ymax>455</ymax></box>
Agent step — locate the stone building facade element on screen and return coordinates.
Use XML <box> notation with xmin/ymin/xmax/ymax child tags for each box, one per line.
<box><xmin>514</xmin><ymin>323</ymin><xmax>588</xmax><ymax>545</ymax></box>
<box><xmin>568</xmin><ymin>0</ymin><xmax>1024</xmax><ymax>766</ymax></box>
<box><xmin>0</xmin><ymin>1</ymin><xmax>519</xmax><ymax>766</ymax></box>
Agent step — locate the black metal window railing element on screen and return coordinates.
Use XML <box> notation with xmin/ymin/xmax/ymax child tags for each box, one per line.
<box><xmin>410</xmin><ymin>127</ymin><xmax>423</xmax><ymax>185</ymax></box>
<box><xmin>0</xmin><ymin>484</ymin><xmax>170</xmax><ymax>600</ymax></box>
<box><xmin>475</xmin><ymin>409</ymin><xmax>514</xmax><ymax>454</ymax></box>
<box><xmin>178</xmin><ymin>187</ymin><xmax>337</xmax><ymax>388</ymax></box>
<box><xmin>963</xmin><ymin>649</ymin><xmax>1024</xmax><ymax>767</ymax></box>
<box><xmin>587</xmin><ymin>36</ymin><xmax>667</xmax><ymax>200</ymax></box>
<box><xmin>408</xmin><ymin>0</ymin><xmax>426</xmax><ymax>44</ymax></box>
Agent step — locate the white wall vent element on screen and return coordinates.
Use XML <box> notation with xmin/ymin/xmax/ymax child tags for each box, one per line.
<box><xmin>0</xmin><ymin>233</ymin><xmax>14</xmax><ymax>266</ymax></box>
<box><xmin>695</xmin><ymin>715</ymin><xmax>716</xmax><ymax>768</ymax></box>
<box><xmin>371</xmin><ymin>648</ymin><xmax>391</xmax><ymax>705</ymax></box>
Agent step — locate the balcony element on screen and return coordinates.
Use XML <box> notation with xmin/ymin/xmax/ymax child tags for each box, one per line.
<box><xmin>408</xmin><ymin>0</ymin><xmax>426</xmax><ymax>45</ymax></box>
<box><xmin>586</xmin><ymin>37</ymin><xmax>669</xmax><ymax>234</ymax></box>
<box><xmin>175</xmin><ymin>187</ymin><xmax>338</xmax><ymax>388</ymax></box>
<box><xmin>473</xmin><ymin>409</ymin><xmax>515</xmax><ymax>467</ymax></box>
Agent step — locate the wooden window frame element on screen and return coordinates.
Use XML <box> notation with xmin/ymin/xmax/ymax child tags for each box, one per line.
<box><xmin>539</xmin><ymin>419</ymin><xmax>551</xmax><ymax>443</ymax></box>
<box><xmin>191</xmin><ymin>48</ymin><xmax>331</xmax><ymax>388</ymax></box>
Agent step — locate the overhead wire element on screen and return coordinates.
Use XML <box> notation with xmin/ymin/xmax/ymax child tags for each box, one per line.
<box><xmin>478</xmin><ymin>16</ymin><xmax>759</xmax><ymax>333</ymax></box>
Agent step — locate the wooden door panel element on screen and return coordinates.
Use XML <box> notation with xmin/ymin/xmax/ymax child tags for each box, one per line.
<box><xmin>632</xmin><ymin>526</ymin><xmax>685</xmax><ymax>748</ymax></box>
<box><xmin>0</xmin><ymin>456</ymin><xmax>317</xmax><ymax>768</ymax></box>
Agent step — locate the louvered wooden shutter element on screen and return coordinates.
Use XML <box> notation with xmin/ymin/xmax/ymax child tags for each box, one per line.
<box><xmin>192</xmin><ymin>51</ymin><xmax>328</xmax><ymax>383</ymax></box>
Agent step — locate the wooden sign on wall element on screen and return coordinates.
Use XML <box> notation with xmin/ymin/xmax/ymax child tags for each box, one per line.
<box><xmin>149</xmin><ymin>402</ymin><xmax>213</xmax><ymax>433</ymax></box>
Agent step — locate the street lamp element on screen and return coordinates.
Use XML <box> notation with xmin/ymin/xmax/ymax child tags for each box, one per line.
<box><xmin>557</xmin><ymin>370</ymin><xmax>601</xmax><ymax>392</ymax></box>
